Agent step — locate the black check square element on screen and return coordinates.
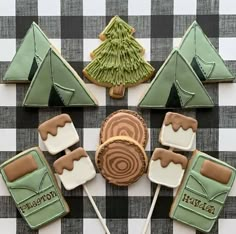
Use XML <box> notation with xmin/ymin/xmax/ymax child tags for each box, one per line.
<box><xmin>106</xmin><ymin>196</ymin><xmax>128</xmax><ymax>219</ymax></box>
<box><xmin>16</xmin><ymin>16</ymin><xmax>38</xmax><ymax>38</ymax></box>
<box><xmin>196</xmin><ymin>15</ymin><xmax>219</xmax><ymax>37</ymax></box>
<box><xmin>61</xmin><ymin>16</ymin><xmax>83</xmax><ymax>39</ymax></box>
<box><xmin>151</xmin><ymin>15</ymin><xmax>173</xmax><ymax>38</ymax></box>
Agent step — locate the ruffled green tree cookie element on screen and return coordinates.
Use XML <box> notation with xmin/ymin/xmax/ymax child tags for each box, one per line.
<box><xmin>83</xmin><ymin>15</ymin><xmax>155</xmax><ymax>99</ymax></box>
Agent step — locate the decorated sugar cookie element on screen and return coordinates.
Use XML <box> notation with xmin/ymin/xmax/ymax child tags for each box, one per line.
<box><xmin>83</xmin><ymin>15</ymin><xmax>155</xmax><ymax>99</ymax></box>
<box><xmin>38</xmin><ymin>113</ymin><xmax>110</xmax><ymax>234</ymax></box>
<box><xmin>0</xmin><ymin>147</ymin><xmax>69</xmax><ymax>229</ymax></box>
<box><xmin>38</xmin><ymin>114</ymin><xmax>79</xmax><ymax>155</ymax></box>
<box><xmin>138</xmin><ymin>49</ymin><xmax>214</xmax><ymax>109</ymax></box>
<box><xmin>159</xmin><ymin>112</ymin><xmax>198</xmax><ymax>151</ymax></box>
<box><xmin>142</xmin><ymin>111</ymin><xmax>197</xmax><ymax>234</ymax></box>
<box><xmin>179</xmin><ymin>21</ymin><xmax>234</xmax><ymax>83</ymax></box>
<box><xmin>53</xmin><ymin>148</ymin><xmax>96</xmax><ymax>190</ymax></box>
<box><xmin>100</xmin><ymin>109</ymin><xmax>148</xmax><ymax>147</ymax></box>
<box><xmin>3</xmin><ymin>22</ymin><xmax>51</xmax><ymax>83</ymax></box>
<box><xmin>96</xmin><ymin>136</ymin><xmax>148</xmax><ymax>186</ymax></box>
<box><xmin>23</xmin><ymin>47</ymin><xmax>98</xmax><ymax>107</ymax></box>
<box><xmin>148</xmin><ymin>148</ymin><xmax>187</xmax><ymax>188</ymax></box>
<box><xmin>170</xmin><ymin>150</ymin><xmax>235</xmax><ymax>232</ymax></box>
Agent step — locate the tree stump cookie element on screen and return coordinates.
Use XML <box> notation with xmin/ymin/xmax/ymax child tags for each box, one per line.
<box><xmin>100</xmin><ymin>109</ymin><xmax>148</xmax><ymax>148</ymax></box>
<box><xmin>96</xmin><ymin>136</ymin><xmax>148</xmax><ymax>186</ymax></box>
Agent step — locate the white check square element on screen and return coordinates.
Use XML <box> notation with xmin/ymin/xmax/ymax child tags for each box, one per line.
<box><xmin>83</xmin><ymin>128</ymin><xmax>100</xmax><ymax>151</ymax></box>
<box><xmin>0</xmin><ymin>0</ymin><xmax>15</xmax><ymax>16</ymax></box>
<box><xmin>174</xmin><ymin>0</ymin><xmax>196</xmax><ymax>15</ymax></box>
<box><xmin>219</xmin><ymin>38</ymin><xmax>236</xmax><ymax>60</ymax></box>
<box><xmin>0</xmin><ymin>129</ymin><xmax>16</xmax><ymax>151</ymax></box>
<box><xmin>0</xmin><ymin>39</ymin><xmax>16</xmax><ymax>61</ymax></box>
<box><xmin>128</xmin><ymin>0</ymin><xmax>151</xmax><ymax>15</ymax></box>
<box><xmin>38</xmin><ymin>0</ymin><xmax>61</xmax><ymax>16</ymax></box>
<box><xmin>0</xmin><ymin>84</ymin><xmax>16</xmax><ymax>106</ymax></box>
<box><xmin>83</xmin><ymin>0</ymin><xmax>105</xmax><ymax>16</ymax></box>
<box><xmin>219</xmin><ymin>0</ymin><xmax>236</xmax><ymax>14</ymax></box>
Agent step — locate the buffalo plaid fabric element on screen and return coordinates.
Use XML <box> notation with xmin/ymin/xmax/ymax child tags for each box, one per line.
<box><xmin>0</xmin><ymin>0</ymin><xmax>236</xmax><ymax>233</ymax></box>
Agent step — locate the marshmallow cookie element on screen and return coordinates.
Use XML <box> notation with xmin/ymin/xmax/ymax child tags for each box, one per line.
<box><xmin>170</xmin><ymin>150</ymin><xmax>235</xmax><ymax>232</ymax></box>
<box><xmin>0</xmin><ymin>147</ymin><xmax>69</xmax><ymax>229</ymax></box>
<box><xmin>142</xmin><ymin>112</ymin><xmax>198</xmax><ymax>234</ymax></box>
<box><xmin>38</xmin><ymin>114</ymin><xmax>111</xmax><ymax>234</ymax></box>
<box><xmin>148</xmin><ymin>148</ymin><xmax>188</xmax><ymax>188</ymax></box>
<box><xmin>159</xmin><ymin>112</ymin><xmax>198</xmax><ymax>150</ymax></box>
<box><xmin>100</xmin><ymin>109</ymin><xmax>148</xmax><ymax>147</ymax></box>
<box><xmin>38</xmin><ymin>114</ymin><xmax>79</xmax><ymax>154</ymax></box>
<box><xmin>53</xmin><ymin>148</ymin><xmax>96</xmax><ymax>190</ymax></box>
<box><xmin>96</xmin><ymin>136</ymin><xmax>148</xmax><ymax>186</ymax></box>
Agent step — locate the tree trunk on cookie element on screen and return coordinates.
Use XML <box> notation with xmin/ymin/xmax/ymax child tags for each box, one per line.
<box><xmin>83</xmin><ymin>15</ymin><xmax>155</xmax><ymax>99</ymax></box>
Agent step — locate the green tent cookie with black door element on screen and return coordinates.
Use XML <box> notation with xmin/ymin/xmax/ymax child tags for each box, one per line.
<box><xmin>138</xmin><ymin>49</ymin><xmax>214</xmax><ymax>109</ymax></box>
<box><xmin>3</xmin><ymin>22</ymin><xmax>51</xmax><ymax>83</ymax></box>
<box><xmin>23</xmin><ymin>47</ymin><xmax>98</xmax><ymax>107</ymax></box>
<box><xmin>83</xmin><ymin>15</ymin><xmax>155</xmax><ymax>99</ymax></box>
<box><xmin>179</xmin><ymin>21</ymin><xmax>234</xmax><ymax>82</ymax></box>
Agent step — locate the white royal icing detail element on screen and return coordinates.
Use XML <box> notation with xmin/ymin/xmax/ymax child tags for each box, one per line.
<box><xmin>42</xmin><ymin>122</ymin><xmax>79</xmax><ymax>155</ymax></box>
<box><xmin>148</xmin><ymin>160</ymin><xmax>185</xmax><ymax>188</ymax></box>
<box><xmin>160</xmin><ymin>124</ymin><xmax>195</xmax><ymax>151</ymax></box>
<box><xmin>59</xmin><ymin>157</ymin><xmax>96</xmax><ymax>190</ymax></box>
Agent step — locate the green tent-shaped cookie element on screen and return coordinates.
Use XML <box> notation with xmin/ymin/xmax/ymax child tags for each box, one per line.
<box><xmin>138</xmin><ymin>49</ymin><xmax>214</xmax><ymax>109</ymax></box>
<box><xmin>23</xmin><ymin>47</ymin><xmax>98</xmax><ymax>107</ymax></box>
<box><xmin>179</xmin><ymin>21</ymin><xmax>234</xmax><ymax>82</ymax></box>
<box><xmin>3</xmin><ymin>22</ymin><xmax>51</xmax><ymax>83</ymax></box>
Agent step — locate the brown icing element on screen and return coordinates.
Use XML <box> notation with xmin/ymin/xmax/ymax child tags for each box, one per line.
<box><xmin>53</xmin><ymin>147</ymin><xmax>88</xmax><ymax>174</ymax></box>
<box><xmin>152</xmin><ymin>148</ymin><xmax>188</xmax><ymax>169</ymax></box>
<box><xmin>164</xmin><ymin>112</ymin><xmax>198</xmax><ymax>132</ymax></box>
<box><xmin>3</xmin><ymin>154</ymin><xmax>38</xmax><ymax>182</ymax></box>
<box><xmin>100</xmin><ymin>110</ymin><xmax>148</xmax><ymax>147</ymax></box>
<box><xmin>109</xmin><ymin>85</ymin><xmax>125</xmax><ymax>98</ymax></box>
<box><xmin>96</xmin><ymin>136</ymin><xmax>148</xmax><ymax>186</ymax></box>
<box><xmin>38</xmin><ymin>114</ymin><xmax>72</xmax><ymax>140</ymax></box>
<box><xmin>200</xmin><ymin>160</ymin><xmax>232</xmax><ymax>184</ymax></box>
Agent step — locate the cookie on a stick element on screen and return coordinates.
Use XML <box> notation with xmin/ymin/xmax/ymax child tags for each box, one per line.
<box><xmin>39</xmin><ymin>114</ymin><xmax>111</xmax><ymax>234</ymax></box>
<box><xmin>142</xmin><ymin>112</ymin><xmax>197</xmax><ymax>234</ymax></box>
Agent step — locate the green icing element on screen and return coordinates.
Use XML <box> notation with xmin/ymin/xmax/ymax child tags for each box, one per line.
<box><xmin>175</xmin><ymin>80</ymin><xmax>195</xmax><ymax>106</ymax></box>
<box><xmin>170</xmin><ymin>151</ymin><xmax>236</xmax><ymax>232</ymax></box>
<box><xmin>0</xmin><ymin>148</ymin><xmax>69</xmax><ymax>229</ymax></box>
<box><xmin>139</xmin><ymin>49</ymin><xmax>214</xmax><ymax>109</ymax></box>
<box><xmin>179</xmin><ymin>21</ymin><xmax>234</xmax><ymax>82</ymax></box>
<box><xmin>83</xmin><ymin>16</ymin><xmax>154</xmax><ymax>92</ymax></box>
<box><xmin>53</xmin><ymin>83</ymin><xmax>75</xmax><ymax>106</ymax></box>
<box><xmin>3</xmin><ymin>22</ymin><xmax>51</xmax><ymax>83</ymax></box>
<box><xmin>101</xmin><ymin>15</ymin><xmax>134</xmax><ymax>39</ymax></box>
<box><xmin>23</xmin><ymin>47</ymin><xmax>97</xmax><ymax>107</ymax></box>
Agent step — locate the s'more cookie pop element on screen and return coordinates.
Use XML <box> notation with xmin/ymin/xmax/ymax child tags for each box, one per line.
<box><xmin>38</xmin><ymin>114</ymin><xmax>79</xmax><ymax>155</ymax></box>
<box><xmin>142</xmin><ymin>112</ymin><xmax>197</xmax><ymax>234</ymax></box>
<box><xmin>148</xmin><ymin>148</ymin><xmax>187</xmax><ymax>188</ymax></box>
<box><xmin>159</xmin><ymin>112</ymin><xmax>198</xmax><ymax>151</ymax></box>
<box><xmin>53</xmin><ymin>147</ymin><xmax>96</xmax><ymax>190</ymax></box>
<box><xmin>39</xmin><ymin>114</ymin><xmax>110</xmax><ymax>234</ymax></box>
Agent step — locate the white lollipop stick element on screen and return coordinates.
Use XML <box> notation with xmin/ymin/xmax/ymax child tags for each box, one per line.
<box><xmin>64</xmin><ymin>148</ymin><xmax>110</xmax><ymax>234</ymax></box>
<box><xmin>83</xmin><ymin>184</ymin><xmax>110</xmax><ymax>234</ymax></box>
<box><xmin>142</xmin><ymin>147</ymin><xmax>175</xmax><ymax>234</ymax></box>
<box><xmin>142</xmin><ymin>184</ymin><xmax>161</xmax><ymax>234</ymax></box>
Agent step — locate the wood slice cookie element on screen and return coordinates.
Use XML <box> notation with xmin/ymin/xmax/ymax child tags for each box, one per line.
<box><xmin>100</xmin><ymin>110</ymin><xmax>148</xmax><ymax>148</ymax></box>
<box><xmin>96</xmin><ymin>136</ymin><xmax>148</xmax><ymax>186</ymax></box>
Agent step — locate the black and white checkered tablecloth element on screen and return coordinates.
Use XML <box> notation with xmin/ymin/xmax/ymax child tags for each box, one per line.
<box><xmin>0</xmin><ymin>0</ymin><xmax>236</xmax><ymax>233</ymax></box>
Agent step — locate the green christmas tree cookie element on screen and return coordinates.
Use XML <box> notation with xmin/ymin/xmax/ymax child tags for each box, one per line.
<box><xmin>23</xmin><ymin>47</ymin><xmax>98</xmax><ymax>107</ymax></box>
<box><xmin>179</xmin><ymin>21</ymin><xmax>234</xmax><ymax>82</ymax></box>
<box><xmin>138</xmin><ymin>49</ymin><xmax>214</xmax><ymax>109</ymax></box>
<box><xmin>3</xmin><ymin>22</ymin><xmax>51</xmax><ymax>83</ymax></box>
<box><xmin>83</xmin><ymin>15</ymin><xmax>155</xmax><ymax>99</ymax></box>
